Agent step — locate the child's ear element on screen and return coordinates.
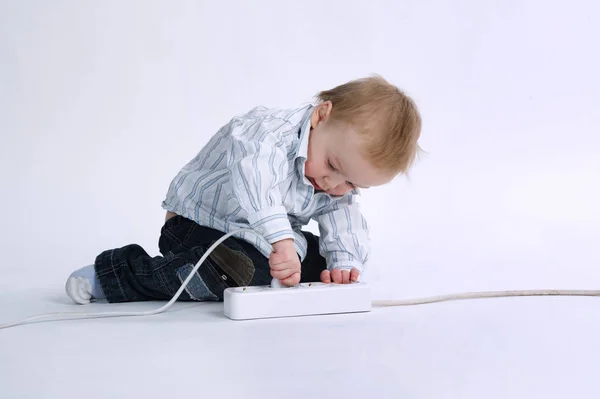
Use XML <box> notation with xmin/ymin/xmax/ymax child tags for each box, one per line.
<box><xmin>317</xmin><ymin>101</ymin><xmax>333</xmax><ymax>120</ymax></box>
<box><xmin>311</xmin><ymin>101</ymin><xmax>333</xmax><ymax>127</ymax></box>
<box><xmin>316</xmin><ymin>101</ymin><xmax>333</xmax><ymax>122</ymax></box>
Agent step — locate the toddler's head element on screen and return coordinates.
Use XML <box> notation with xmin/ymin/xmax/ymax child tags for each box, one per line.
<box><xmin>304</xmin><ymin>75</ymin><xmax>422</xmax><ymax>196</ymax></box>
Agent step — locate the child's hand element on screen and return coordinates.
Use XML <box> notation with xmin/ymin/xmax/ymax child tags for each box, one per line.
<box><xmin>269</xmin><ymin>239</ymin><xmax>301</xmax><ymax>286</ymax></box>
<box><xmin>320</xmin><ymin>268</ymin><xmax>360</xmax><ymax>284</ymax></box>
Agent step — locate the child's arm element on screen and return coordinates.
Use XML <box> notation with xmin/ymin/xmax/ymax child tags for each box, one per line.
<box><xmin>314</xmin><ymin>193</ymin><xmax>370</xmax><ymax>283</ymax></box>
<box><xmin>227</xmin><ymin>115</ymin><xmax>294</xmax><ymax>242</ymax></box>
<box><xmin>226</xmin><ymin>113</ymin><xmax>301</xmax><ymax>285</ymax></box>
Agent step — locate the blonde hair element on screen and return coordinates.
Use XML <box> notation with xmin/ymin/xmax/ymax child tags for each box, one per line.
<box><xmin>316</xmin><ymin>75</ymin><xmax>422</xmax><ymax>175</ymax></box>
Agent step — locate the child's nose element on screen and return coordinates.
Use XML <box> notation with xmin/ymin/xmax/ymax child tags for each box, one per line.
<box><xmin>327</xmin><ymin>176</ymin><xmax>350</xmax><ymax>191</ymax></box>
<box><xmin>326</xmin><ymin>175</ymin><xmax>344</xmax><ymax>188</ymax></box>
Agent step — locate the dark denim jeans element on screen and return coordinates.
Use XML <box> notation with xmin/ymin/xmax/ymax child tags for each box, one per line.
<box><xmin>94</xmin><ymin>215</ymin><xmax>327</xmax><ymax>303</ymax></box>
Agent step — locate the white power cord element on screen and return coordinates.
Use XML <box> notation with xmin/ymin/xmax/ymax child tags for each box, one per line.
<box><xmin>372</xmin><ymin>289</ymin><xmax>600</xmax><ymax>307</ymax></box>
<box><xmin>0</xmin><ymin>228</ymin><xmax>254</xmax><ymax>330</ymax></box>
<box><xmin>1</xmin><ymin>227</ymin><xmax>599</xmax><ymax>330</ymax></box>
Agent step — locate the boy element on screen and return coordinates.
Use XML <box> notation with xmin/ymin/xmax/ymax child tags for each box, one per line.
<box><xmin>65</xmin><ymin>75</ymin><xmax>421</xmax><ymax>304</ymax></box>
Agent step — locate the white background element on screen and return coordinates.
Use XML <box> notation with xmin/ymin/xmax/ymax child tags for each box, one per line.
<box><xmin>1</xmin><ymin>1</ymin><xmax>599</xmax><ymax>398</ymax></box>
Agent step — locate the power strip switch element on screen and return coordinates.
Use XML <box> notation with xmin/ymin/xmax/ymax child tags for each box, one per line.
<box><xmin>223</xmin><ymin>282</ymin><xmax>372</xmax><ymax>320</ymax></box>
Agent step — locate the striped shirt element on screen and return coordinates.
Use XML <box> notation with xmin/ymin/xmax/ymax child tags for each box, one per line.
<box><xmin>162</xmin><ymin>105</ymin><xmax>370</xmax><ymax>272</ymax></box>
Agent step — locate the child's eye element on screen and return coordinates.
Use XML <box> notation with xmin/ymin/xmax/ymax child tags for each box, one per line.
<box><xmin>328</xmin><ymin>160</ymin><xmax>337</xmax><ymax>171</ymax></box>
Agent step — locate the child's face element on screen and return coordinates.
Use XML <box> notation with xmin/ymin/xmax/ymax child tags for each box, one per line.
<box><xmin>304</xmin><ymin>103</ymin><xmax>393</xmax><ymax>196</ymax></box>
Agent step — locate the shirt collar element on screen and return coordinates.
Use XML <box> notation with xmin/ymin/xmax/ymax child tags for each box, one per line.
<box><xmin>295</xmin><ymin>106</ymin><xmax>313</xmax><ymax>188</ymax></box>
<box><xmin>296</xmin><ymin>105</ymin><xmax>312</xmax><ymax>161</ymax></box>
<box><xmin>295</xmin><ymin>105</ymin><xmax>361</xmax><ymax>197</ymax></box>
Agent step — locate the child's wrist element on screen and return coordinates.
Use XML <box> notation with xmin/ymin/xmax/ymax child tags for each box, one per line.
<box><xmin>272</xmin><ymin>238</ymin><xmax>295</xmax><ymax>252</ymax></box>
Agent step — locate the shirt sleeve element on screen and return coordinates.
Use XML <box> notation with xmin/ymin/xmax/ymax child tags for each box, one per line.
<box><xmin>228</xmin><ymin>115</ymin><xmax>295</xmax><ymax>244</ymax></box>
<box><xmin>314</xmin><ymin>192</ymin><xmax>370</xmax><ymax>273</ymax></box>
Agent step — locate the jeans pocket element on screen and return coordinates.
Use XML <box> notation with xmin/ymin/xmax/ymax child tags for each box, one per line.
<box><xmin>206</xmin><ymin>242</ymin><xmax>255</xmax><ymax>287</ymax></box>
<box><xmin>176</xmin><ymin>263</ymin><xmax>220</xmax><ymax>301</ymax></box>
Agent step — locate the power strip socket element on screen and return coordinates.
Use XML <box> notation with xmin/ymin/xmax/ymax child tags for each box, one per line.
<box><xmin>223</xmin><ymin>282</ymin><xmax>371</xmax><ymax>320</ymax></box>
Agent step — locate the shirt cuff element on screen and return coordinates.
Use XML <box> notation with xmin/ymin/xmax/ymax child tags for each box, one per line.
<box><xmin>246</xmin><ymin>206</ymin><xmax>294</xmax><ymax>244</ymax></box>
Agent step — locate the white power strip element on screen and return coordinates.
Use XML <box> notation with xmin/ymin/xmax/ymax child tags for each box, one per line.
<box><xmin>224</xmin><ymin>282</ymin><xmax>371</xmax><ymax>320</ymax></box>
<box><xmin>222</xmin><ymin>281</ymin><xmax>600</xmax><ymax>320</ymax></box>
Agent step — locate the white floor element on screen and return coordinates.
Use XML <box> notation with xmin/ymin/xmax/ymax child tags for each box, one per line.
<box><xmin>2</xmin><ymin>276</ymin><xmax>600</xmax><ymax>399</ymax></box>
<box><xmin>2</xmin><ymin>1</ymin><xmax>600</xmax><ymax>398</ymax></box>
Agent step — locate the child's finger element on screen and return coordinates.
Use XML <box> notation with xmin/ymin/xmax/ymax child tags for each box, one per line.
<box><xmin>270</xmin><ymin>268</ymin><xmax>293</xmax><ymax>280</ymax></box>
<box><xmin>268</xmin><ymin>252</ymin><xmax>286</xmax><ymax>266</ymax></box>
<box><xmin>330</xmin><ymin>268</ymin><xmax>342</xmax><ymax>283</ymax></box>
<box><xmin>341</xmin><ymin>270</ymin><xmax>350</xmax><ymax>284</ymax></box>
<box><xmin>281</xmin><ymin>272</ymin><xmax>300</xmax><ymax>286</ymax></box>
<box><xmin>329</xmin><ymin>269</ymin><xmax>352</xmax><ymax>284</ymax></box>
<box><xmin>320</xmin><ymin>270</ymin><xmax>331</xmax><ymax>283</ymax></box>
<box><xmin>350</xmin><ymin>268</ymin><xmax>360</xmax><ymax>282</ymax></box>
<box><xmin>269</xmin><ymin>260</ymin><xmax>295</xmax><ymax>271</ymax></box>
